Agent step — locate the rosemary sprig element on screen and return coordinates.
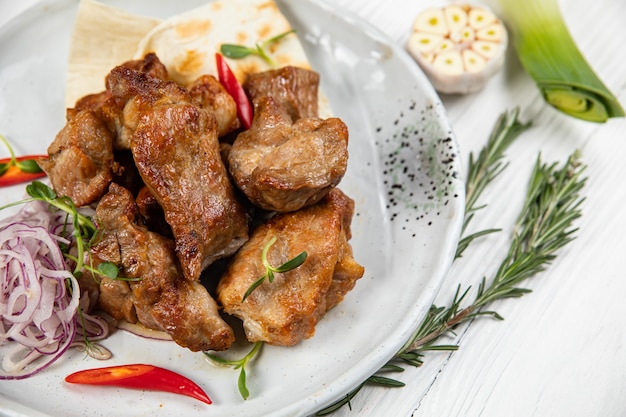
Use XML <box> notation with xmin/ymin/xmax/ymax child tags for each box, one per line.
<box><xmin>204</xmin><ymin>341</ymin><xmax>263</xmax><ymax>400</ymax></box>
<box><xmin>456</xmin><ymin>108</ymin><xmax>531</xmax><ymax>258</ymax></box>
<box><xmin>242</xmin><ymin>236</ymin><xmax>307</xmax><ymax>301</ymax></box>
<box><xmin>315</xmin><ymin>109</ymin><xmax>586</xmax><ymax>415</ymax></box>
<box><xmin>220</xmin><ymin>30</ymin><xmax>296</xmax><ymax>66</ymax></box>
<box><xmin>401</xmin><ymin>150</ymin><xmax>585</xmax><ymax>352</ymax></box>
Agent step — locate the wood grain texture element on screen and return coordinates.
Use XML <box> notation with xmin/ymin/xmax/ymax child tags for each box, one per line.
<box><xmin>329</xmin><ymin>0</ymin><xmax>626</xmax><ymax>416</ymax></box>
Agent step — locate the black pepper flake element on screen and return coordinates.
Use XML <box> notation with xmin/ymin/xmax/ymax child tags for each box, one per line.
<box><xmin>374</xmin><ymin>100</ymin><xmax>461</xmax><ymax>238</ymax></box>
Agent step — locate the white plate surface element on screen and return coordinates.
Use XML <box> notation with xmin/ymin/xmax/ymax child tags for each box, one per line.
<box><xmin>0</xmin><ymin>0</ymin><xmax>464</xmax><ymax>416</ymax></box>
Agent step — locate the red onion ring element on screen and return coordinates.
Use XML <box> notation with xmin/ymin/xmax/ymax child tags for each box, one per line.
<box><xmin>0</xmin><ymin>201</ymin><xmax>109</xmax><ymax>379</ymax></box>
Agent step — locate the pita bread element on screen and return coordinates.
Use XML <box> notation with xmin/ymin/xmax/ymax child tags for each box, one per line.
<box><xmin>66</xmin><ymin>0</ymin><xmax>331</xmax><ymax>116</ymax></box>
<box><xmin>134</xmin><ymin>0</ymin><xmax>310</xmax><ymax>87</ymax></box>
<box><xmin>65</xmin><ymin>0</ymin><xmax>161</xmax><ymax>107</ymax></box>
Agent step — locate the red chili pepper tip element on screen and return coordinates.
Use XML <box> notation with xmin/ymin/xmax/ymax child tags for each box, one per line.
<box><xmin>0</xmin><ymin>155</ymin><xmax>47</xmax><ymax>187</ymax></box>
<box><xmin>215</xmin><ymin>53</ymin><xmax>254</xmax><ymax>130</ymax></box>
<box><xmin>65</xmin><ymin>364</ymin><xmax>212</xmax><ymax>405</ymax></box>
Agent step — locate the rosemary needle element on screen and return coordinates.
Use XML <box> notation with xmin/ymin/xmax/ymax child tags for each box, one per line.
<box><xmin>457</xmin><ymin>108</ymin><xmax>531</xmax><ymax>258</ymax></box>
<box><xmin>315</xmin><ymin>109</ymin><xmax>586</xmax><ymax>415</ymax></box>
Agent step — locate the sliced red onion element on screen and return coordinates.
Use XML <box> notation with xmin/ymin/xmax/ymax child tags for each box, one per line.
<box><xmin>0</xmin><ymin>201</ymin><xmax>109</xmax><ymax>379</ymax></box>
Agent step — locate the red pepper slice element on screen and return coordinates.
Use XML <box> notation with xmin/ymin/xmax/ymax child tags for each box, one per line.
<box><xmin>0</xmin><ymin>155</ymin><xmax>47</xmax><ymax>187</ymax></box>
<box><xmin>64</xmin><ymin>364</ymin><xmax>212</xmax><ymax>405</ymax></box>
<box><xmin>215</xmin><ymin>52</ymin><xmax>254</xmax><ymax>129</ymax></box>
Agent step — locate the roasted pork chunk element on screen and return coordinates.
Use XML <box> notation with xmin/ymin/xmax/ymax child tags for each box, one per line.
<box><xmin>91</xmin><ymin>183</ymin><xmax>235</xmax><ymax>352</ymax></box>
<box><xmin>188</xmin><ymin>74</ymin><xmax>240</xmax><ymax>137</ymax></box>
<box><xmin>74</xmin><ymin>53</ymin><xmax>169</xmax><ymax>111</ymax></box>
<box><xmin>107</xmin><ymin>66</ymin><xmax>249</xmax><ymax>281</ymax></box>
<box><xmin>228</xmin><ymin>95</ymin><xmax>349</xmax><ymax>212</ymax></box>
<box><xmin>74</xmin><ymin>53</ymin><xmax>171</xmax><ymax>150</ymax></box>
<box><xmin>38</xmin><ymin>109</ymin><xmax>117</xmax><ymax>207</ymax></box>
<box><xmin>217</xmin><ymin>188</ymin><xmax>364</xmax><ymax>346</ymax></box>
<box><xmin>244</xmin><ymin>66</ymin><xmax>320</xmax><ymax>121</ymax></box>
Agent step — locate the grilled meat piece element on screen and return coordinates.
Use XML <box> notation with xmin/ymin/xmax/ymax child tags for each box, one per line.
<box><xmin>110</xmin><ymin>150</ymin><xmax>143</xmax><ymax>196</ymax></box>
<box><xmin>188</xmin><ymin>74</ymin><xmax>241</xmax><ymax>137</ymax></box>
<box><xmin>107</xmin><ymin>53</ymin><xmax>168</xmax><ymax>144</ymax></box>
<box><xmin>116</xmin><ymin>52</ymin><xmax>169</xmax><ymax>82</ymax></box>
<box><xmin>135</xmin><ymin>185</ymin><xmax>172</xmax><ymax>238</ymax></box>
<box><xmin>107</xmin><ymin>66</ymin><xmax>249</xmax><ymax>281</ymax></box>
<box><xmin>91</xmin><ymin>183</ymin><xmax>235</xmax><ymax>352</ymax></box>
<box><xmin>228</xmin><ymin>96</ymin><xmax>349</xmax><ymax>212</ymax></box>
<box><xmin>73</xmin><ymin>53</ymin><xmax>170</xmax><ymax>150</ymax></box>
<box><xmin>216</xmin><ymin>188</ymin><xmax>364</xmax><ymax>346</ymax></box>
<box><xmin>38</xmin><ymin>109</ymin><xmax>117</xmax><ymax>207</ymax></box>
<box><xmin>244</xmin><ymin>66</ymin><xmax>320</xmax><ymax>121</ymax></box>
<box><xmin>74</xmin><ymin>91</ymin><xmax>110</xmax><ymax>112</ymax></box>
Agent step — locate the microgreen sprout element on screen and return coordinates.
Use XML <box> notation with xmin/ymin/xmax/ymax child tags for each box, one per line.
<box><xmin>220</xmin><ymin>30</ymin><xmax>296</xmax><ymax>66</ymax></box>
<box><xmin>0</xmin><ymin>134</ymin><xmax>44</xmax><ymax>176</ymax></box>
<box><xmin>0</xmin><ymin>180</ymin><xmax>99</xmax><ymax>276</ymax></box>
<box><xmin>242</xmin><ymin>236</ymin><xmax>307</xmax><ymax>302</ymax></box>
<box><xmin>64</xmin><ymin>254</ymin><xmax>136</xmax><ymax>283</ymax></box>
<box><xmin>27</xmin><ymin>181</ymin><xmax>97</xmax><ymax>274</ymax></box>
<box><xmin>204</xmin><ymin>341</ymin><xmax>263</xmax><ymax>400</ymax></box>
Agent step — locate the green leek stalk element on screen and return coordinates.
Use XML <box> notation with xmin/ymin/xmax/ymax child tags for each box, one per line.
<box><xmin>498</xmin><ymin>0</ymin><xmax>624</xmax><ymax>122</ymax></box>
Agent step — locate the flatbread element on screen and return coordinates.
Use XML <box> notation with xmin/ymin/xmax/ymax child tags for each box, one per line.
<box><xmin>66</xmin><ymin>0</ymin><xmax>331</xmax><ymax>117</ymax></box>
<box><xmin>134</xmin><ymin>0</ymin><xmax>311</xmax><ymax>87</ymax></box>
<box><xmin>65</xmin><ymin>0</ymin><xmax>161</xmax><ymax>108</ymax></box>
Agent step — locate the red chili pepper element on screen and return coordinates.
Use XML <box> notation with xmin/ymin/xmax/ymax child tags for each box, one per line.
<box><xmin>215</xmin><ymin>52</ymin><xmax>254</xmax><ymax>129</ymax></box>
<box><xmin>64</xmin><ymin>364</ymin><xmax>212</xmax><ymax>405</ymax></box>
<box><xmin>0</xmin><ymin>155</ymin><xmax>47</xmax><ymax>187</ymax></box>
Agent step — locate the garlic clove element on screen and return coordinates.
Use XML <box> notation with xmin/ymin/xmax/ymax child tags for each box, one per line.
<box><xmin>476</xmin><ymin>23</ymin><xmax>505</xmax><ymax>42</ymax></box>
<box><xmin>472</xmin><ymin>40</ymin><xmax>500</xmax><ymax>59</ymax></box>
<box><xmin>432</xmin><ymin>50</ymin><xmax>464</xmax><ymax>76</ymax></box>
<box><xmin>468</xmin><ymin>7</ymin><xmax>497</xmax><ymax>30</ymax></box>
<box><xmin>413</xmin><ymin>7</ymin><xmax>449</xmax><ymax>35</ymax></box>
<box><xmin>444</xmin><ymin>5</ymin><xmax>468</xmax><ymax>33</ymax></box>
<box><xmin>407</xmin><ymin>32</ymin><xmax>445</xmax><ymax>54</ymax></box>
<box><xmin>463</xmin><ymin>49</ymin><xmax>487</xmax><ymax>73</ymax></box>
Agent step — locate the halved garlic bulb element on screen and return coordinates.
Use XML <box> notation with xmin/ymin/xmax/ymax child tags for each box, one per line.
<box><xmin>407</xmin><ymin>4</ymin><xmax>507</xmax><ymax>94</ymax></box>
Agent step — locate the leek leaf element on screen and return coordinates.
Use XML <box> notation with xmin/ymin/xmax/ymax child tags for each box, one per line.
<box><xmin>498</xmin><ymin>0</ymin><xmax>624</xmax><ymax>122</ymax></box>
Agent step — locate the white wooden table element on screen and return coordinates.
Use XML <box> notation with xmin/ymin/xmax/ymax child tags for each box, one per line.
<box><xmin>1</xmin><ymin>1</ymin><xmax>625</xmax><ymax>416</ymax></box>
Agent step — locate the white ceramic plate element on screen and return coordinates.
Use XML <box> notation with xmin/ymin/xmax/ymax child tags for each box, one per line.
<box><xmin>0</xmin><ymin>0</ymin><xmax>464</xmax><ymax>416</ymax></box>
